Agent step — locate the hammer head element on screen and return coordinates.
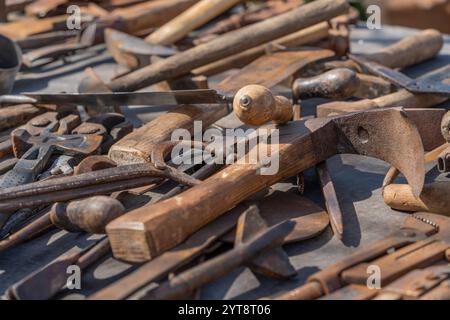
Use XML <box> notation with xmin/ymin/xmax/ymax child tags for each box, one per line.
<box><xmin>306</xmin><ymin>107</ymin><xmax>427</xmax><ymax>197</ymax></box>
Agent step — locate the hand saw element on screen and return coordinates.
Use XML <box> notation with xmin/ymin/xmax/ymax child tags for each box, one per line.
<box><xmin>349</xmin><ymin>54</ymin><xmax>450</xmax><ymax>96</ymax></box>
<box><xmin>0</xmin><ymin>89</ymin><xmax>227</xmax><ymax>107</ymax></box>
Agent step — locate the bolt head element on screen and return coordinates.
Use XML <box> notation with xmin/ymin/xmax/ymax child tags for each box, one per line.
<box><xmin>239</xmin><ymin>95</ymin><xmax>252</xmax><ymax>110</ymax></box>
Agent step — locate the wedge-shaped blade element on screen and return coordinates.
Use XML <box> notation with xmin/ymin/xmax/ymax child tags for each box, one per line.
<box><xmin>235</xmin><ymin>205</ymin><xmax>296</xmax><ymax>280</ymax></box>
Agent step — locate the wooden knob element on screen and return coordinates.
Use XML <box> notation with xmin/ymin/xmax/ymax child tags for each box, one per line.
<box><xmin>292</xmin><ymin>68</ymin><xmax>359</xmax><ymax>100</ymax></box>
<box><xmin>50</xmin><ymin>196</ymin><xmax>126</xmax><ymax>234</ymax></box>
<box><xmin>233</xmin><ymin>84</ymin><xmax>293</xmax><ymax>126</ymax></box>
<box><xmin>441</xmin><ymin>111</ymin><xmax>450</xmax><ymax>142</ymax></box>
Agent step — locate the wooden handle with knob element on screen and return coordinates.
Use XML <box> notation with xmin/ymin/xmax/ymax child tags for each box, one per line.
<box><xmin>233</xmin><ymin>85</ymin><xmax>293</xmax><ymax>126</ymax></box>
<box><xmin>50</xmin><ymin>196</ymin><xmax>125</xmax><ymax>234</ymax></box>
<box><xmin>293</xmin><ymin>68</ymin><xmax>360</xmax><ymax>100</ymax></box>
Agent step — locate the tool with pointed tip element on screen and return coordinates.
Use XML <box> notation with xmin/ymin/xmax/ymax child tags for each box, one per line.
<box><xmin>105</xmin><ymin>28</ymin><xmax>177</xmax><ymax>70</ymax></box>
<box><xmin>21</xmin><ymin>23</ymin><xmax>97</xmax><ymax>68</ymax></box>
<box><xmin>0</xmin><ymin>89</ymin><xmax>226</xmax><ymax>108</ymax></box>
<box><xmin>349</xmin><ymin>54</ymin><xmax>450</xmax><ymax>96</ymax></box>
<box><xmin>107</xmin><ymin>0</ymin><xmax>349</xmax><ymax>92</ymax></box>
<box><xmin>106</xmin><ymin>105</ymin><xmax>433</xmax><ymax>262</ymax></box>
<box><xmin>0</xmin><ymin>123</ymin><xmax>102</xmax><ymax>227</ymax></box>
<box><xmin>293</xmin><ymin>68</ymin><xmax>360</xmax><ymax>101</ymax></box>
<box><xmin>90</xmin><ymin>192</ymin><xmax>328</xmax><ymax>299</ymax></box>
<box><xmin>133</xmin><ymin>206</ymin><xmax>295</xmax><ymax>300</ymax></box>
<box><xmin>6</xmin><ymin>237</ymin><xmax>111</xmax><ymax>300</ymax></box>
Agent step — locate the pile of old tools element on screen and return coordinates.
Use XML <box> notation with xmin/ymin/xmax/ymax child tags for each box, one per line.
<box><xmin>0</xmin><ymin>0</ymin><xmax>449</xmax><ymax>300</ymax></box>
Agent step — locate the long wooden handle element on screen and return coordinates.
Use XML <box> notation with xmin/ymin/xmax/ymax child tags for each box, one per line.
<box><xmin>193</xmin><ymin>21</ymin><xmax>330</xmax><ymax>77</ymax></box>
<box><xmin>317</xmin><ymin>88</ymin><xmax>449</xmax><ymax>117</ymax></box>
<box><xmin>109</xmin><ymin>0</ymin><xmax>200</xmax><ymax>34</ymax></box>
<box><xmin>383</xmin><ymin>182</ymin><xmax>450</xmax><ymax>216</ymax></box>
<box><xmin>145</xmin><ymin>0</ymin><xmax>243</xmax><ymax>45</ymax></box>
<box><xmin>107</xmin><ymin>130</ymin><xmax>321</xmax><ymax>261</ymax></box>
<box><xmin>108</xmin><ymin>0</ymin><xmax>349</xmax><ymax>92</ymax></box>
<box><xmin>365</xmin><ymin>29</ymin><xmax>443</xmax><ymax>69</ymax></box>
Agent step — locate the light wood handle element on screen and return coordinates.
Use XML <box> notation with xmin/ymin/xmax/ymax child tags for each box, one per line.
<box><xmin>317</xmin><ymin>89</ymin><xmax>448</xmax><ymax>117</ymax></box>
<box><xmin>365</xmin><ymin>29</ymin><xmax>443</xmax><ymax>69</ymax></box>
<box><xmin>145</xmin><ymin>0</ymin><xmax>243</xmax><ymax>45</ymax></box>
<box><xmin>108</xmin><ymin>104</ymin><xmax>227</xmax><ymax>165</ymax></box>
<box><xmin>233</xmin><ymin>85</ymin><xmax>293</xmax><ymax>126</ymax></box>
<box><xmin>108</xmin><ymin>0</ymin><xmax>349</xmax><ymax>92</ymax></box>
<box><xmin>107</xmin><ymin>128</ymin><xmax>322</xmax><ymax>261</ymax></box>
<box><xmin>383</xmin><ymin>182</ymin><xmax>450</xmax><ymax>216</ymax></box>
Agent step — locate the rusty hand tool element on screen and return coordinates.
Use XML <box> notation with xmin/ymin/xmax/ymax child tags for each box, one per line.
<box><xmin>218</xmin><ymin>47</ymin><xmax>335</xmax><ymax>97</ymax></box>
<box><xmin>0</xmin><ymin>123</ymin><xmax>102</xmax><ymax>228</ymax></box>
<box><xmin>90</xmin><ymin>191</ymin><xmax>328</xmax><ymax>299</ymax></box>
<box><xmin>349</xmin><ymin>53</ymin><xmax>450</xmax><ymax>96</ymax></box>
<box><xmin>105</xmin><ymin>28</ymin><xmax>177</xmax><ymax>70</ymax></box>
<box><xmin>145</xmin><ymin>0</ymin><xmax>244</xmax><ymax>46</ymax></box>
<box><xmin>0</xmin><ymin>0</ymin><xmax>198</xmax><ymax>41</ymax></box>
<box><xmin>130</xmin><ymin>206</ymin><xmax>295</xmax><ymax>300</ymax></box>
<box><xmin>233</xmin><ymin>84</ymin><xmax>293</xmax><ymax>126</ymax></box>
<box><xmin>108</xmin><ymin>21</ymin><xmax>330</xmax><ymax>76</ymax></box>
<box><xmin>0</xmin><ymin>155</ymin><xmax>117</xmax><ymax>253</ymax></box>
<box><xmin>106</xmin><ymin>0</ymin><xmax>349</xmax><ymax>92</ymax></box>
<box><xmin>193</xmin><ymin>0</ymin><xmax>304</xmax><ymax>43</ymax></box>
<box><xmin>50</xmin><ymin>196</ymin><xmax>126</xmax><ymax>234</ymax></box>
<box><xmin>316</xmin><ymin>31</ymin><xmax>447</xmax><ymax>117</ymax></box>
<box><xmin>318</xmin><ymin>66</ymin><xmax>450</xmax><ymax>117</ymax></box>
<box><xmin>21</xmin><ymin>23</ymin><xmax>97</xmax><ymax>68</ymax></box>
<box><xmin>0</xmin><ymin>89</ymin><xmax>225</xmax><ymax>110</ymax></box>
<box><xmin>372</xmin><ymin>264</ymin><xmax>450</xmax><ymax>300</ymax></box>
<box><xmin>106</xmin><ymin>105</ymin><xmax>440</xmax><ymax>262</ymax></box>
<box><xmin>6</xmin><ymin>237</ymin><xmax>111</xmax><ymax>300</ymax></box>
<box><xmin>233</xmin><ymin>85</ymin><xmax>345</xmax><ymax>239</ymax></box>
<box><xmin>108</xmin><ymin>48</ymin><xmax>332</xmax><ymax>165</ymax></box>
<box><xmin>272</xmin><ymin>212</ymin><xmax>450</xmax><ymax>300</ymax></box>
<box><xmin>0</xmin><ymin>196</ymin><xmax>123</xmax><ymax>255</ymax></box>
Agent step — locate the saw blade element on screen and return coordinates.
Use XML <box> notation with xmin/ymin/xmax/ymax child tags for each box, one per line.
<box><xmin>22</xmin><ymin>90</ymin><xmax>226</xmax><ymax>107</ymax></box>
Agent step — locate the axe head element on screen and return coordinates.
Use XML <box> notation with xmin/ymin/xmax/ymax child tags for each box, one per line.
<box><xmin>308</xmin><ymin>107</ymin><xmax>426</xmax><ymax>197</ymax></box>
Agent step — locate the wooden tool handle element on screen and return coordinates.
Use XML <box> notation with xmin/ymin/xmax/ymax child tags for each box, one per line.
<box><xmin>365</xmin><ymin>29</ymin><xmax>443</xmax><ymax>69</ymax></box>
<box><xmin>107</xmin><ymin>129</ymin><xmax>324</xmax><ymax>261</ymax></box>
<box><xmin>145</xmin><ymin>0</ymin><xmax>242</xmax><ymax>45</ymax></box>
<box><xmin>50</xmin><ymin>196</ymin><xmax>125</xmax><ymax>234</ymax></box>
<box><xmin>108</xmin><ymin>104</ymin><xmax>227</xmax><ymax>165</ymax></box>
<box><xmin>108</xmin><ymin>0</ymin><xmax>349</xmax><ymax>92</ymax></box>
<box><xmin>293</xmin><ymin>68</ymin><xmax>360</xmax><ymax>100</ymax></box>
<box><xmin>383</xmin><ymin>182</ymin><xmax>450</xmax><ymax>216</ymax></box>
<box><xmin>233</xmin><ymin>85</ymin><xmax>293</xmax><ymax>126</ymax></box>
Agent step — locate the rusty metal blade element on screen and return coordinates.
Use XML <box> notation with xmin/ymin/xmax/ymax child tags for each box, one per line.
<box><xmin>350</xmin><ymin>54</ymin><xmax>450</xmax><ymax>95</ymax></box>
<box><xmin>309</xmin><ymin>107</ymin><xmax>427</xmax><ymax>197</ymax></box>
<box><xmin>23</xmin><ymin>90</ymin><xmax>226</xmax><ymax>107</ymax></box>
<box><xmin>105</xmin><ymin>28</ymin><xmax>177</xmax><ymax>69</ymax></box>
